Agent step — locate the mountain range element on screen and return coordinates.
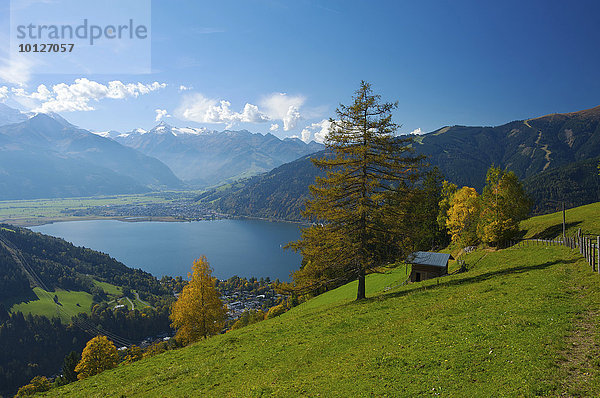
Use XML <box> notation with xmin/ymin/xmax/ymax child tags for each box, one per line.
<box><xmin>110</xmin><ymin>122</ymin><xmax>324</xmax><ymax>187</ymax></box>
<box><xmin>1</xmin><ymin>103</ymin><xmax>598</xmax><ymax>211</ymax></box>
<box><xmin>0</xmin><ymin>104</ymin><xmax>324</xmax><ymax>200</ymax></box>
<box><xmin>0</xmin><ymin>114</ymin><xmax>183</xmax><ymax>200</ymax></box>
<box><xmin>201</xmin><ymin>106</ymin><xmax>600</xmax><ymax>219</ymax></box>
<box><xmin>413</xmin><ymin>105</ymin><xmax>600</xmax><ymax>190</ymax></box>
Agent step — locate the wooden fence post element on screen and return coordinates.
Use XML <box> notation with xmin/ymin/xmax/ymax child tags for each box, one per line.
<box><xmin>592</xmin><ymin>238</ymin><xmax>595</xmax><ymax>269</ymax></box>
<box><xmin>591</xmin><ymin>239</ymin><xmax>595</xmax><ymax>270</ymax></box>
<box><xmin>594</xmin><ymin>239</ymin><xmax>597</xmax><ymax>272</ymax></box>
<box><xmin>589</xmin><ymin>239</ymin><xmax>596</xmax><ymax>272</ymax></box>
<box><xmin>586</xmin><ymin>238</ymin><xmax>590</xmax><ymax>266</ymax></box>
<box><xmin>588</xmin><ymin>238</ymin><xmax>594</xmax><ymax>271</ymax></box>
<box><xmin>587</xmin><ymin>238</ymin><xmax>594</xmax><ymax>271</ymax></box>
<box><xmin>597</xmin><ymin>236</ymin><xmax>600</xmax><ymax>275</ymax></box>
<box><xmin>588</xmin><ymin>238</ymin><xmax>591</xmax><ymax>269</ymax></box>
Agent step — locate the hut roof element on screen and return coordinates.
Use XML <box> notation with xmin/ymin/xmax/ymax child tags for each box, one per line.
<box><xmin>409</xmin><ymin>251</ymin><xmax>451</xmax><ymax>268</ymax></box>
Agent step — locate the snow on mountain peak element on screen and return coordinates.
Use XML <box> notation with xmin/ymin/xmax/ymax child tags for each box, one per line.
<box><xmin>146</xmin><ymin>121</ymin><xmax>210</xmax><ymax>136</ymax></box>
<box><xmin>92</xmin><ymin>131</ymin><xmax>111</xmax><ymax>138</ymax></box>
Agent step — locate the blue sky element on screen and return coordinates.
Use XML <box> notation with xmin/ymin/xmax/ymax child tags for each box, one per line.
<box><xmin>0</xmin><ymin>0</ymin><xmax>599</xmax><ymax>141</ymax></box>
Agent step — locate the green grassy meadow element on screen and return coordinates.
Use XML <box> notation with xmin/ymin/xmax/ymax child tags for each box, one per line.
<box><xmin>521</xmin><ymin>201</ymin><xmax>600</xmax><ymax>239</ymax></box>
<box><xmin>93</xmin><ymin>280</ymin><xmax>122</xmax><ymax>296</ymax></box>
<box><xmin>47</xmin><ymin>244</ymin><xmax>600</xmax><ymax>397</ymax></box>
<box><xmin>10</xmin><ymin>287</ymin><xmax>94</xmax><ymax>321</ymax></box>
<box><xmin>8</xmin><ymin>280</ymin><xmax>127</xmax><ymax>321</ymax></box>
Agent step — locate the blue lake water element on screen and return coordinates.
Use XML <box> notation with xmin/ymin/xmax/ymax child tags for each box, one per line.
<box><xmin>31</xmin><ymin>219</ymin><xmax>303</xmax><ymax>281</ymax></box>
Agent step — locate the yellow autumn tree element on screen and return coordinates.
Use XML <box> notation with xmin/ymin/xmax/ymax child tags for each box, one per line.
<box><xmin>74</xmin><ymin>335</ymin><xmax>119</xmax><ymax>380</ymax></box>
<box><xmin>123</xmin><ymin>345</ymin><xmax>143</xmax><ymax>364</ymax></box>
<box><xmin>446</xmin><ymin>186</ymin><xmax>480</xmax><ymax>247</ymax></box>
<box><xmin>15</xmin><ymin>376</ymin><xmax>51</xmax><ymax>396</ymax></box>
<box><xmin>477</xmin><ymin>166</ymin><xmax>530</xmax><ymax>246</ymax></box>
<box><xmin>170</xmin><ymin>256</ymin><xmax>227</xmax><ymax>345</ymax></box>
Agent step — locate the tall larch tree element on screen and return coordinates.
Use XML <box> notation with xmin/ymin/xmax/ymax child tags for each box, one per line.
<box><xmin>74</xmin><ymin>335</ymin><xmax>119</xmax><ymax>380</ymax></box>
<box><xmin>477</xmin><ymin>166</ymin><xmax>531</xmax><ymax>246</ymax></box>
<box><xmin>288</xmin><ymin>81</ymin><xmax>423</xmax><ymax>300</ymax></box>
<box><xmin>170</xmin><ymin>256</ymin><xmax>227</xmax><ymax>345</ymax></box>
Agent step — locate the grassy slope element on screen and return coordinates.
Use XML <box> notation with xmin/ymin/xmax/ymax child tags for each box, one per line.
<box><xmin>48</xmin><ymin>244</ymin><xmax>600</xmax><ymax>397</ymax></box>
<box><xmin>93</xmin><ymin>280</ymin><xmax>122</xmax><ymax>296</ymax></box>
<box><xmin>8</xmin><ymin>280</ymin><xmax>126</xmax><ymax>321</ymax></box>
<box><xmin>10</xmin><ymin>287</ymin><xmax>94</xmax><ymax>321</ymax></box>
<box><xmin>521</xmin><ymin>201</ymin><xmax>600</xmax><ymax>239</ymax></box>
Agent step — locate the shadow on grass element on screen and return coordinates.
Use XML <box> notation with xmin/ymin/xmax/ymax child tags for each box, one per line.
<box><xmin>356</xmin><ymin>257</ymin><xmax>581</xmax><ymax>304</ymax></box>
<box><xmin>530</xmin><ymin>222</ymin><xmax>582</xmax><ymax>240</ymax></box>
<box><xmin>0</xmin><ymin>287</ymin><xmax>38</xmax><ymax>309</ymax></box>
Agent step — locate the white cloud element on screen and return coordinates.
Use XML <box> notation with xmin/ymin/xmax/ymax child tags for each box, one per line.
<box><xmin>14</xmin><ymin>78</ymin><xmax>166</xmax><ymax>113</ymax></box>
<box><xmin>12</xmin><ymin>84</ymin><xmax>52</xmax><ymax>101</ymax></box>
<box><xmin>176</xmin><ymin>93</ymin><xmax>270</xmax><ymax>128</ymax></box>
<box><xmin>155</xmin><ymin>109</ymin><xmax>170</xmax><ymax>121</ymax></box>
<box><xmin>260</xmin><ymin>93</ymin><xmax>306</xmax><ymax>131</ymax></box>
<box><xmin>176</xmin><ymin>91</ymin><xmax>309</xmax><ymax>131</ymax></box>
<box><xmin>239</xmin><ymin>103</ymin><xmax>270</xmax><ymax>123</ymax></box>
<box><xmin>300</xmin><ymin>119</ymin><xmax>332</xmax><ymax>143</ymax></box>
<box><xmin>179</xmin><ymin>85</ymin><xmax>191</xmax><ymax>91</ymax></box>
<box><xmin>0</xmin><ymin>54</ymin><xmax>34</xmax><ymax>86</ymax></box>
<box><xmin>0</xmin><ymin>86</ymin><xmax>8</xmax><ymax>101</ymax></box>
<box><xmin>410</xmin><ymin>128</ymin><xmax>425</xmax><ymax>135</ymax></box>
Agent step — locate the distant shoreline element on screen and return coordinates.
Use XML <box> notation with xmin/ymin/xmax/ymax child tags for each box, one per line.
<box><xmin>1</xmin><ymin>214</ymin><xmax>310</xmax><ymax>228</ymax></box>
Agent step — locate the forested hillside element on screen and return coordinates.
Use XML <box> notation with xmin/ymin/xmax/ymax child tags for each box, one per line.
<box><xmin>522</xmin><ymin>157</ymin><xmax>600</xmax><ymax>214</ymax></box>
<box><xmin>201</xmin><ymin>106</ymin><xmax>600</xmax><ymax>221</ymax></box>
<box><xmin>0</xmin><ymin>310</ymin><xmax>89</xmax><ymax>397</ymax></box>
<box><xmin>198</xmin><ymin>152</ymin><xmax>326</xmax><ymax>221</ymax></box>
<box><xmin>0</xmin><ymin>225</ymin><xmax>175</xmax><ymax>396</ymax></box>
<box><xmin>0</xmin><ymin>224</ymin><xmax>169</xmax><ymax>301</ymax></box>
<box><xmin>414</xmin><ymin>105</ymin><xmax>600</xmax><ymax>190</ymax></box>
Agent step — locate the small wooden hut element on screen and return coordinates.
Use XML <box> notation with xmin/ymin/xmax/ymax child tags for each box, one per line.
<box><xmin>409</xmin><ymin>251</ymin><xmax>452</xmax><ymax>282</ymax></box>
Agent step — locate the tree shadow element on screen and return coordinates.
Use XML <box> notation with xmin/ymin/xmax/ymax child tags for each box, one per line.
<box><xmin>357</xmin><ymin>257</ymin><xmax>580</xmax><ymax>304</ymax></box>
<box><xmin>0</xmin><ymin>287</ymin><xmax>38</xmax><ymax>309</ymax></box>
<box><xmin>530</xmin><ymin>222</ymin><xmax>582</xmax><ymax>240</ymax></box>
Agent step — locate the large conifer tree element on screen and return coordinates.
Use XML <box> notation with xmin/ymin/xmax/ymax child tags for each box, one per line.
<box><xmin>289</xmin><ymin>81</ymin><xmax>422</xmax><ymax>300</ymax></box>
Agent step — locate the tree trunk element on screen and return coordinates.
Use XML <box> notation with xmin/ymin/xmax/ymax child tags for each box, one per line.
<box><xmin>356</xmin><ymin>267</ymin><xmax>366</xmax><ymax>300</ymax></box>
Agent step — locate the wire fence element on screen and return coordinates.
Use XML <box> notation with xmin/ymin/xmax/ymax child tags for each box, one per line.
<box><xmin>507</xmin><ymin>231</ymin><xmax>600</xmax><ymax>274</ymax></box>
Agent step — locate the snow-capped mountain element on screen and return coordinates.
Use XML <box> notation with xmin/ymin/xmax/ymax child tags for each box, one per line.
<box><xmin>0</xmin><ymin>108</ymin><xmax>184</xmax><ymax>200</ymax></box>
<box><xmin>93</xmin><ymin>122</ymin><xmax>210</xmax><ymax>139</ymax></box>
<box><xmin>113</xmin><ymin>121</ymin><xmax>324</xmax><ymax>187</ymax></box>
